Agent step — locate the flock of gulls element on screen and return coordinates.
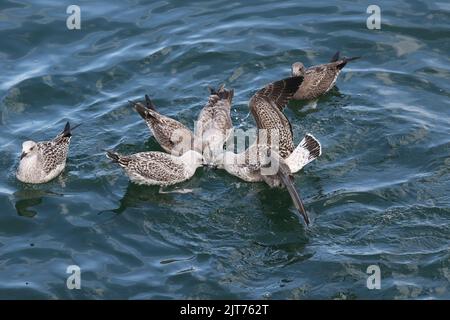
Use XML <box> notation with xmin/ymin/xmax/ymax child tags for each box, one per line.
<box><xmin>16</xmin><ymin>52</ymin><xmax>360</xmax><ymax>226</ymax></box>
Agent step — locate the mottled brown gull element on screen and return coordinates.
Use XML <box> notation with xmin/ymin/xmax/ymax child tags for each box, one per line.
<box><xmin>131</xmin><ymin>95</ymin><xmax>195</xmax><ymax>156</ymax></box>
<box><xmin>16</xmin><ymin>121</ymin><xmax>80</xmax><ymax>184</ymax></box>
<box><xmin>291</xmin><ymin>51</ymin><xmax>360</xmax><ymax>101</ymax></box>
<box><xmin>106</xmin><ymin>150</ymin><xmax>203</xmax><ymax>186</ymax></box>
<box><xmin>223</xmin><ymin>76</ymin><xmax>319</xmax><ymax>225</ymax></box>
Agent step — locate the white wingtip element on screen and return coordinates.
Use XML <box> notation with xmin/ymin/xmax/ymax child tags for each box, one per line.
<box><xmin>285</xmin><ymin>133</ymin><xmax>322</xmax><ymax>173</ymax></box>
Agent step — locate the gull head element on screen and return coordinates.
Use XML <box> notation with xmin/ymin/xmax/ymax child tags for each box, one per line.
<box><xmin>291</xmin><ymin>62</ymin><xmax>305</xmax><ymax>77</ymax></box>
<box><xmin>20</xmin><ymin>141</ymin><xmax>38</xmax><ymax>160</ymax></box>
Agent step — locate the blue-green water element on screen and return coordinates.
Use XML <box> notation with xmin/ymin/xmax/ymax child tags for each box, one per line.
<box><xmin>0</xmin><ymin>0</ymin><xmax>449</xmax><ymax>299</ymax></box>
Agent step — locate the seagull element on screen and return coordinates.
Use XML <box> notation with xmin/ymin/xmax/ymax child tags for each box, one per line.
<box><xmin>130</xmin><ymin>95</ymin><xmax>195</xmax><ymax>156</ymax></box>
<box><xmin>223</xmin><ymin>133</ymin><xmax>321</xmax><ymax>181</ymax></box>
<box><xmin>195</xmin><ymin>85</ymin><xmax>234</xmax><ymax>166</ymax></box>
<box><xmin>105</xmin><ymin>150</ymin><xmax>203</xmax><ymax>186</ymax></box>
<box><xmin>291</xmin><ymin>51</ymin><xmax>360</xmax><ymax>101</ymax></box>
<box><xmin>224</xmin><ymin>76</ymin><xmax>321</xmax><ymax>225</ymax></box>
<box><xmin>222</xmin><ymin>76</ymin><xmax>320</xmax><ymax>225</ymax></box>
<box><xmin>16</xmin><ymin>121</ymin><xmax>80</xmax><ymax>184</ymax></box>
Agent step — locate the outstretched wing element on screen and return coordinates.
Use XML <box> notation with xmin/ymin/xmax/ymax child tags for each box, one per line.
<box><xmin>253</xmin><ymin>76</ymin><xmax>304</xmax><ymax>111</ymax></box>
<box><xmin>248</xmin><ymin>77</ymin><xmax>302</xmax><ymax>157</ymax></box>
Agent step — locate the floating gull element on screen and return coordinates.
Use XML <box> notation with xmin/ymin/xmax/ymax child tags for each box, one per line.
<box><xmin>223</xmin><ymin>76</ymin><xmax>319</xmax><ymax>225</ymax></box>
<box><xmin>226</xmin><ymin>144</ymin><xmax>311</xmax><ymax>224</ymax></box>
<box><xmin>106</xmin><ymin>150</ymin><xmax>203</xmax><ymax>186</ymax></box>
<box><xmin>224</xmin><ymin>133</ymin><xmax>321</xmax><ymax>181</ymax></box>
<box><xmin>131</xmin><ymin>95</ymin><xmax>195</xmax><ymax>156</ymax></box>
<box><xmin>195</xmin><ymin>85</ymin><xmax>234</xmax><ymax>166</ymax></box>
<box><xmin>291</xmin><ymin>51</ymin><xmax>360</xmax><ymax>101</ymax></box>
<box><xmin>16</xmin><ymin>121</ymin><xmax>80</xmax><ymax>184</ymax></box>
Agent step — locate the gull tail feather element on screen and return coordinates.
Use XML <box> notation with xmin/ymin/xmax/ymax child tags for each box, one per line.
<box><xmin>217</xmin><ymin>87</ymin><xmax>234</xmax><ymax>103</ymax></box>
<box><xmin>330</xmin><ymin>51</ymin><xmax>340</xmax><ymax>62</ymax></box>
<box><xmin>337</xmin><ymin>55</ymin><xmax>361</xmax><ymax>70</ymax></box>
<box><xmin>62</xmin><ymin>121</ymin><xmax>82</xmax><ymax>138</ymax></box>
<box><xmin>145</xmin><ymin>94</ymin><xmax>157</xmax><ymax>110</ymax></box>
<box><xmin>209</xmin><ymin>85</ymin><xmax>234</xmax><ymax>103</ymax></box>
<box><xmin>131</xmin><ymin>100</ymin><xmax>160</xmax><ymax>121</ymax></box>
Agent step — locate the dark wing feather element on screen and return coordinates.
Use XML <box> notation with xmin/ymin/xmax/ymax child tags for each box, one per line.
<box><xmin>254</xmin><ymin>76</ymin><xmax>304</xmax><ymax>111</ymax></box>
<box><xmin>249</xmin><ymin>95</ymin><xmax>294</xmax><ymax>157</ymax></box>
<box><xmin>276</xmin><ymin>159</ymin><xmax>310</xmax><ymax>225</ymax></box>
<box><xmin>37</xmin><ymin>138</ymin><xmax>70</xmax><ymax>174</ymax></box>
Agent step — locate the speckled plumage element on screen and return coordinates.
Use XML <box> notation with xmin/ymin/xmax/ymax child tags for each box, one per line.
<box><xmin>224</xmin><ymin>145</ymin><xmax>309</xmax><ymax>224</ymax></box>
<box><xmin>106</xmin><ymin>150</ymin><xmax>203</xmax><ymax>186</ymax></box>
<box><xmin>249</xmin><ymin>76</ymin><xmax>304</xmax><ymax>158</ymax></box>
<box><xmin>132</xmin><ymin>95</ymin><xmax>195</xmax><ymax>156</ymax></box>
<box><xmin>292</xmin><ymin>51</ymin><xmax>360</xmax><ymax>101</ymax></box>
<box><xmin>223</xmin><ymin>133</ymin><xmax>321</xmax><ymax>182</ymax></box>
<box><xmin>16</xmin><ymin>121</ymin><xmax>77</xmax><ymax>184</ymax></box>
<box><xmin>223</xmin><ymin>144</ymin><xmax>271</xmax><ymax>182</ymax></box>
<box><xmin>195</xmin><ymin>85</ymin><xmax>234</xmax><ymax>165</ymax></box>
<box><xmin>223</xmin><ymin>76</ymin><xmax>322</xmax><ymax>226</ymax></box>
<box><xmin>222</xmin><ymin>75</ymin><xmax>313</xmax><ymax>225</ymax></box>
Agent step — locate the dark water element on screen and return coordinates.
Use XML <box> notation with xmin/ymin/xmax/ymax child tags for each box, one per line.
<box><xmin>0</xmin><ymin>0</ymin><xmax>449</xmax><ymax>299</ymax></box>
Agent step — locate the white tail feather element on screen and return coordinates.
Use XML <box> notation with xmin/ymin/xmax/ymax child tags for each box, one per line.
<box><xmin>285</xmin><ymin>134</ymin><xmax>322</xmax><ymax>173</ymax></box>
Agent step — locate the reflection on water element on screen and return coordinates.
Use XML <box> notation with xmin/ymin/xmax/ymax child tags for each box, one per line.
<box><xmin>12</xmin><ymin>189</ymin><xmax>63</xmax><ymax>218</ymax></box>
<box><xmin>0</xmin><ymin>0</ymin><xmax>449</xmax><ymax>299</ymax></box>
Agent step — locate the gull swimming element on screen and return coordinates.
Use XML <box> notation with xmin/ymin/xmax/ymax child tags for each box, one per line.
<box><xmin>224</xmin><ymin>133</ymin><xmax>321</xmax><ymax>181</ymax></box>
<box><xmin>291</xmin><ymin>51</ymin><xmax>360</xmax><ymax>101</ymax></box>
<box><xmin>106</xmin><ymin>150</ymin><xmax>203</xmax><ymax>186</ymax></box>
<box><xmin>223</xmin><ymin>76</ymin><xmax>320</xmax><ymax>225</ymax></box>
<box><xmin>195</xmin><ymin>85</ymin><xmax>234</xmax><ymax>166</ymax></box>
<box><xmin>16</xmin><ymin>121</ymin><xmax>80</xmax><ymax>184</ymax></box>
<box><xmin>130</xmin><ymin>95</ymin><xmax>195</xmax><ymax>156</ymax></box>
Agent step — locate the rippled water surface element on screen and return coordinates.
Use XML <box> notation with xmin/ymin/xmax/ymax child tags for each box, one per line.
<box><xmin>0</xmin><ymin>0</ymin><xmax>449</xmax><ymax>299</ymax></box>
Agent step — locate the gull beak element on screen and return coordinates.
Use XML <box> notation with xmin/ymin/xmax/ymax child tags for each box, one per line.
<box><xmin>20</xmin><ymin>152</ymin><xmax>27</xmax><ymax>160</ymax></box>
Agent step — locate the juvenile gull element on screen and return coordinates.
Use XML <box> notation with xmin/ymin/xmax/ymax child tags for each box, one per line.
<box><xmin>223</xmin><ymin>76</ymin><xmax>319</xmax><ymax>225</ymax></box>
<box><xmin>106</xmin><ymin>150</ymin><xmax>203</xmax><ymax>186</ymax></box>
<box><xmin>195</xmin><ymin>85</ymin><xmax>234</xmax><ymax>166</ymax></box>
<box><xmin>131</xmin><ymin>95</ymin><xmax>195</xmax><ymax>156</ymax></box>
<box><xmin>16</xmin><ymin>121</ymin><xmax>79</xmax><ymax>184</ymax></box>
<box><xmin>224</xmin><ymin>133</ymin><xmax>321</xmax><ymax>181</ymax></box>
<box><xmin>291</xmin><ymin>51</ymin><xmax>360</xmax><ymax>101</ymax></box>
<box><xmin>226</xmin><ymin>144</ymin><xmax>311</xmax><ymax>224</ymax></box>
